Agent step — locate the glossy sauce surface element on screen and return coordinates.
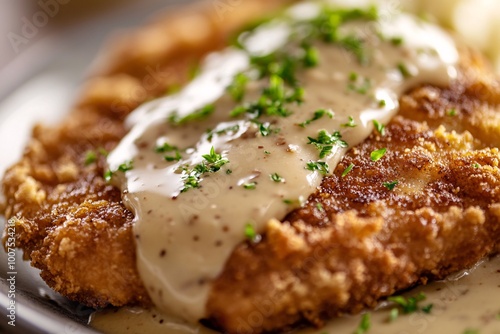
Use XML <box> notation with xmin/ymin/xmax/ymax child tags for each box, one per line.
<box><xmin>106</xmin><ymin>1</ymin><xmax>459</xmax><ymax>321</ymax></box>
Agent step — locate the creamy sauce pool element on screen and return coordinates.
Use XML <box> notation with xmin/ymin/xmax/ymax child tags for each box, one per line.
<box><xmin>91</xmin><ymin>255</ymin><xmax>500</xmax><ymax>334</ymax></box>
<box><xmin>107</xmin><ymin>2</ymin><xmax>459</xmax><ymax>322</ymax></box>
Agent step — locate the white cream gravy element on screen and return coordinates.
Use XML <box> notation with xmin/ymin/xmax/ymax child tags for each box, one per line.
<box><xmin>106</xmin><ymin>1</ymin><xmax>459</xmax><ymax>322</ymax></box>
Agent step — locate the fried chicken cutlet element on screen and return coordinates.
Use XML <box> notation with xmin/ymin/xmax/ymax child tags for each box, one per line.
<box><xmin>3</xmin><ymin>0</ymin><xmax>500</xmax><ymax>333</ymax></box>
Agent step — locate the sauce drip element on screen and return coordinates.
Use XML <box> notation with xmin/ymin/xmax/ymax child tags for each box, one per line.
<box><xmin>107</xmin><ymin>2</ymin><xmax>459</xmax><ymax>321</ymax></box>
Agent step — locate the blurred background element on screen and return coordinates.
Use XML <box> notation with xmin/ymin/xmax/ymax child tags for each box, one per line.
<box><xmin>0</xmin><ymin>0</ymin><xmax>178</xmax><ymax>71</ymax></box>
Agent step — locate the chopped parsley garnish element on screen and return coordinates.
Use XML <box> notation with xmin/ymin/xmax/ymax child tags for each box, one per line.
<box><xmin>390</xmin><ymin>36</ymin><xmax>404</xmax><ymax>46</ymax></box>
<box><xmin>227</xmin><ymin>73</ymin><xmax>249</xmax><ymax>102</ymax></box>
<box><xmin>389</xmin><ymin>308</ymin><xmax>399</xmax><ymax>322</ymax></box>
<box><xmin>388</xmin><ymin>292</ymin><xmax>429</xmax><ymax>315</ymax></box>
<box><xmin>378</xmin><ymin>99</ymin><xmax>387</xmax><ymax>107</ymax></box>
<box><xmin>168</xmin><ymin>104</ymin><xmax>215</xmax><ymax>125</ymax></box>
<box><xmin>164</xmin><ymin>151</ymin><xmax>182</xmax><ymax>162</ymax></box>
<box><xmin>340</xmin><ymin>35</ymin><xmax>369</xmax><ymax>65</ymax></box>
<box><xmin>306</xmin><ymin>161</ymin><xmax>329</xmax><ymax>175</ymax></box>
<box><xmin>207</xmin><ymin>124</ymin><xmax>240</xmax><ymax>142</ymax></box>
<box><xmin>118</xmin><ymin>160</ymin><xmax>134</xmax><ymax>172</ymax></box>
<box><xmin>253</xmin><ymin>120</ymin><xmax>280</xmax><ymax>137</ymax></box>
<box><xmin>155</xmin><ymin>142</ymin><xmax>178</xmax><ymax>153</ymax></box>
<box><xmin>373</xmin><ymin>120</ymin><xmax>385</xmax><ymax>136</ymax></box>
<box><xmin>341</xmin><ymin>116</ymin><xmax>357</xmax><ymax>128</ymax></box>
<box><xmin>370</xmin><ymin>148</ymin><xmax>387</xmax><ymax>161</ymax></box>
<box><xmin>383</xmin><ymin>180</ymin><xmax>398</xmax><ymax>190</ymax></box>
<box><xmin>264</xmin><ymin>150</ymin><xmax>271</xmax><ymax>155</ymax></box>
<box><xmin>316</xmin><ymin>202</ymin><xmax>324</xmax><ymax>212</ymax></box>
<box><xmin>348</xmin><ymin>75</ymin><xmax>372</xmax><ymax>94</ymax></box>
<box><xmin>104</xmin><ymin>170</ymin><xmax>113</xmax><ymax>182</ymax></box>
<box><xmin>397</xmin><ymin>62</ymin><xmax>412</xmax><ymax>78</ymax></box>
<box><xmin>341</xmin><ymin>163</ymin><xmax>354</xmax><ymax>177</ymax></box>
<box><xmin>84</xmin><ymin>151</ymin><xmax>97</xmax><ymax>166</ymax></box>
<box><xmin>180</xmin><ymin>147</ymin><xmax>229</xmax><ymax>192</ymax></box>
<box><xmin>155</xmin><ymin>142</ymin><xmax>182</xmax><ymax>162</ymax></box>
<box><xmin>447</xmin><ymin>108</ymin><xmax>457</xmax><ymax>116</ymax></box>
<box><xmin>243</xmin><ymin>182</ymin><xmax>257</xmax><ymax>190</ymax></box>
<box><xmin>421</xmin><ymin>304</ymin><xmax>434</xmax><ymax>314</ymax></box>
<box><xmin>244</xmin><ymin>223</ymin><xmax>258</xmax><ymax>242</ymax></box>
<box><xmin>308</xmin><ymin>130</ymin><xmax>348</xmax><ymax>158</ymax></box>
<box><xmin>103</xmin><ymin>160</ymin><xmax>134</xmax><ymax>182</ymax></box>
<box><xmin>303</xmin><ymin>44</ymin><xmax>319</xmax><ymax>67</ymax></box>
<box><xmin>354</xmin><ymin>313</ymin><xmax>371</xmax><ymax>334</ymax></box>
<box><xmin>473</xmin><ymin>163</ymin><xmax>480</xmax><ymax>168</ymax></box>
<box><xmin>298</xmin><ymin>109</ymin><xmax>334</xmax><ymax>128</ymax></box>
<box><xmin>98</xmin><ymin>147</ymin><xmax>109</xmax><ymax>157</ymax></box>
<box><xmin>270</xmin><ymin>173</ymin><xmax>284</xmax><ymax>183</ymax></box>
<box><xmin>226</xmin><ymin>169</ymin><xmax>232</xmax><ymax>174</ymax></box>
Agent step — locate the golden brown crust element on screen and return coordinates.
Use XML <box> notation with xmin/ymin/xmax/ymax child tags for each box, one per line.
<box><xmin>2</xmin><ymin>1</ymin><xmax>500</xmax><ymax>333</ymax></box>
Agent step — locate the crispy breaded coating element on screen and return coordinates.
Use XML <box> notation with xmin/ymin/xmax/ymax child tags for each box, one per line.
<box><xmin>2</xmin><ymin>1</ymin><xmax>500</xmax><ymax>333</ymax></box>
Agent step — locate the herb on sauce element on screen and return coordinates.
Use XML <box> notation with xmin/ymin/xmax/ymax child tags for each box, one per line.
<box><xmin>388</xmin><ymin>292</ymin><xmax>429</xmax><ymax>315</ymax></box>
<box><xmin>383</xmin><ymin>180</ymin><xmax>398</xmax><ymax>190</ymax></box>
<box><xmin>84</xmin><ymin>151</ymin><xmax>97</xmax><ymax>166</ymax></box>
<box><xmin>308</xmin><ymin>130</ymin><xmax>348</xmax><ymax>158</ymax></box>
<box><xmin>390</xmin><ymin>36</ymin><xmax>404</xmax><ymax>46</ymax></box>
<box><xmin>378</xmin><ymin>99</ymin><xmax>387</xmax><ymax>107</ymax></box>
<box><xmin>168</xmin><ymin>104</ymin><xmax>215</xmax><ymax>125</ymax></box>
<box><xmin>270</xmin><ymin>173</ymin><xmax>284</xmax><ymax>183</ymax></box>
<box><xmin>303</xmin><ymin>44</ymin><xmax>320</xmax><ymax>67</ymax></box>
<box><xmin>342</xmin><ymin>163</ymin><xmax>355</xmax><ymax>177</ymax></box>
<box><xmin>207</xmin><ymin>124</ymin><xmax>241</xmax><ymax>142</ymax></box>
<box><xmin>473</xmin><ymin>163</ymin><xmax>480</xmax><ymax>168</ymax></box>
<box><xmin>103</xmin><ymin>160</ymin><xmax>134</xmax><ymax>182</ymax></box>
<box><xmin>306</xmin><ymin>161</ymin><xmax>329</xmax><ymax>175</ymax></box>
<box><xmin>397</xmin><ymin>62</ymin><xmax>412</xmax><ymax>78</ymax></box>
<box><xmin>373</xmin><ymin>120</ymin><xmax>385</xmax><ymax>136</ymax></box>
<box><xmin>243</xmin><ymin>182</ymin><xmax>257</xmax><ymax>190</ymax></box>
<box><xmin>155</xmin><ymin>143</ymin><xmax>178</xmax><ymax>153</ymax></box>
<box><xmin>298</xmin><ymin>109</ymin><xmax>334</xmax><ymax>128</ymax></box>
<box><xmin>244</xmin><ymin>223</ymin><xmax>258</xmax><ymax>242</ymax></box>
<box><xmin>341</xmin><ymin>116</ymin><xmax>357</xmax><ymax>128</ymax></box>
<box><xmin>348</xmin><ymin>75</ymin><xmax>372</xmax><ymax>94</ymax></box>
<box><xmin>180</xmin><ymin>147</ymin><xmax>229</xmax><ymax>192</ymax></box>
<box><xmin>227</xmin><ymin>73</ymin><xmax>249</xmax><ymax>102</ymax></box>
<box><xmin>164</xmin><ymin>151</ymin><xmax>182</xmax><ymax>162</ymax></box>
<box><xmin>264</xmin><ymin>150</ymin><xmax>271</xmax><ymax>155</ymax></box>
<box><xmin>354</xmin><ymin>313</ymin><xmax>371</xmax><ymax>334</ymax></box>
<box><xmin>370</xmin><ymin>148</ymin><xmax>387</xmax><ymax>161</ymax></box>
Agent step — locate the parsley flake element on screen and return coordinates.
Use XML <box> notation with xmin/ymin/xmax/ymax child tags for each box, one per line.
<box><xmin>308</xmin><ymin>130</ymin><xmax>348</xmax><ymax>158</ymax></box>
<box><xmin>383</xmin><ymin>180</ymin><xmax>398</xmax><ymax>190</ymax></box>
<box><xmin>243</xmin><ymin>182</ymin><xmax>257</xmax><ymax>190</ymax></box>
<box><xmin>84</xmin><ymin>151</ymin><xmax>97</xmax><ymax>166</ymax></box>
<box><xmin>354</xmin><ymin>313</ymin><xmax>371</xmax><ymax>334</ymax></box>
<box><xmin>244</xmin><ymin>223</ymin><xmax>258</xmax><ymax>242</ymax></box>
<box><xmin>168</xmin><ymin>104</ymin><xmax>215</xmax><ymax>126</ymax></box>
<box><xmin>397</xmin><ymin>62</ymin><xmax>412</xmax><ymax>78</ymax></box>
<box><xmin>180</xmin><ymin>147</ymin><xmax>229</xmax><ymax>193</ymax></box>
<box><xmin>270</xmin><ymin>173</ymin><xmax>284</xmax><ymax>183</ymax></box>
<box><xmin>341</xmin><ymin>116</ymin><xmax>356</xmax><ymax>128</ymax></box>
<box><xmin>298</xmin><ymin>109</ymin><xmax>334</xmax><ymax>128</ymax></box>
<box><xmin>306</xmin><ymin>161</ymin><xmax>329</xmax><ymax>175</ymax></box>
<box><xmin>370</xmin><ymin>148</ymin><xmax>387</xmax><ymax>161</ymax></box>
<box><xmin>373</xmin><ymin>120</ymin><xmax>385</xmax><ymax>136</ymax></box>
<box><xmin>447</xmin><ymin>108</ymin><xmax>457</xmax><ymax>116</ymax></box>
<box><xmin>342</xmin><ymin>163</ymin><xmax>354</xmax><ymax>177</ymax></box>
